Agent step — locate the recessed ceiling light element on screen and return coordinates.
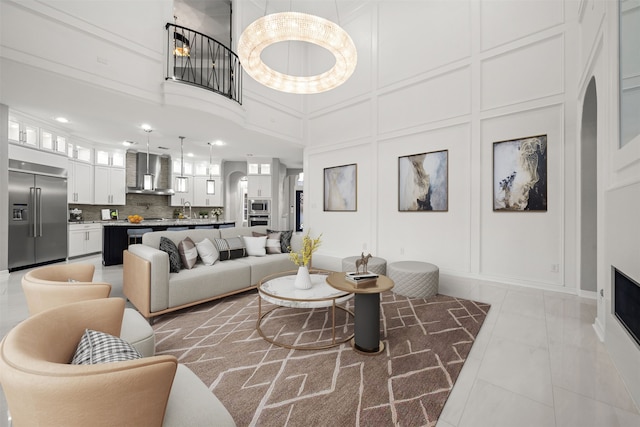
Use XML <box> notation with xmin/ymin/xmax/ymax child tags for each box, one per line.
<box><xmin>141</xmin><ymin>123</ymin><xmax>152</xmax><ymax>131</ymax></box>
<box><xmin>122</xmin><ymin>140</ymin><xmax>136</xmax><ymax>146</ymax></box>
<box><xmin>187</xmin><ymin>152</ymin><xmax>194</xmax><ymax>157</ymax></box>
<box><xmin>211</xmin><ymin>140</ymin><xmax>225</xmax><ymax>146</ymax></box>
<box><xmin>55</xmin><ymin>117</ymin><xmax>69</xmax><ymax>123</ymax></box>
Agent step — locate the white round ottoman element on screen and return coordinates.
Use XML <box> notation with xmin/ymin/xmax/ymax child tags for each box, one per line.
<box><xmin>341</xmin><ymin>256</ymin><xmax>387</xmax><ymax>275</ymax></box>
<box><xmin>388</xmin><ymin>261</ymin><xmax>439</xmax><ymax>298</ymax></box>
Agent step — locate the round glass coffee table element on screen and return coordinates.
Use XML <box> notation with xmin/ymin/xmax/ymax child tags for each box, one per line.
<box><xmin>257</xmin><ymin>270</ymin><xmax>354</xmax><ymax>350</ymax></box>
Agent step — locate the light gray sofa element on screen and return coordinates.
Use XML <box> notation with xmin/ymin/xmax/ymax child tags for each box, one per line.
<box><xmin>123</xmin><ymin>226</ymin><xmax>304</xmax><ymax>320</ymax></box>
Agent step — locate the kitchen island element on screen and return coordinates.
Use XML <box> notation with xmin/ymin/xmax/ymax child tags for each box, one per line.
<box><xmin>102</xmin><ymin>219</ymin><xmax>235</xmax><ymax>266</ymax></box>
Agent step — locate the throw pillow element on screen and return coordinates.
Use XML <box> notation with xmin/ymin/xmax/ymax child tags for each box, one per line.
<box><xmin>242</xmin><ymin>235</ymin><xmax>267</xmax><ymax>256</ymax></box>
<box><xmin>213</xmin><ymin>237</ymin><xmax>247</xmax><ymax>261</ymax></box>
<box><xmin>195</xmin><ymin>238</ymin><xmax>219</xmax><ymax>266</ymax></box>
<box><xmin>71</xmin><ymin>329</ymin><xmax>141</xmax><ymax>365</ymax></box>
<box><xmin>266</xmin><ymin>231</ymin><xmax>282</xmax><ymax>254</ymax></box>
<box><xmin>268</xmin><ymin>229</ymin><xmax>293</xmax><ymax>253</ymax></box>
<box><xmin>178</xmin><ymin>237</ymin><xmax>198</xmax><ymax>269</ymax></box>
<box><xmin>159</xmin><ymin>237</ymin><xmax>182</xmax><ymax>273</ymax></box>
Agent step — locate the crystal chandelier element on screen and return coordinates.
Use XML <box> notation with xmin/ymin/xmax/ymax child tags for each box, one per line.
<box><xmin>238</xmin><ymin>11</ymin><xmax>357</xmax><ymax>94</ymax></box>
<box><xmin>175</xmin><ymin>136</ymin><xmax>189</xmax><ymax>193</ymax></box>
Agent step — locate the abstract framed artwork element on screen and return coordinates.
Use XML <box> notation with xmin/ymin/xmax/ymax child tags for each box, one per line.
<box><xmin>398</xmin><ymin>150</ymin><xmax>448</xmax><ymax>212</ymax></box>
<box><xmin>493</xmin><ymin>134</ymin><xmax>547</xmax><ymax>211</ymax></box>
<box><xmin>324</xmin><ymin>163</ymin><xmax>357</xmax><ymax>211</ymax></box>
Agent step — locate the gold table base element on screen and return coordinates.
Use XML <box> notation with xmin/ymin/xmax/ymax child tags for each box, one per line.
<box><xmin>257</xmin><ymin>296</ymin><xmax>354</xmax><ymax>351</ymax></box>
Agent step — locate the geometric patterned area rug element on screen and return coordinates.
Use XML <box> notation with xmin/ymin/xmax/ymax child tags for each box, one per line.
<box><xmin>153</xmin><ymin>290</ymin><xmax>490</xmax><ymax>427</ymax></box>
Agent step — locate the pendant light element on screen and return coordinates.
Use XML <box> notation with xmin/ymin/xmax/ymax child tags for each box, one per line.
<box><xmin>206</xmin><ymin>142</ymin><xmax>215</xmax><ymax>195</ymax></box>
<box><xmin>142</xmin><ymin>127</ymin><xmax>154</xmax><ymax>191</ymax></box>
<box><xmin>175</xmin><ymin>136</ymin><xmax>189</xmax><ymax>193</ymax></box>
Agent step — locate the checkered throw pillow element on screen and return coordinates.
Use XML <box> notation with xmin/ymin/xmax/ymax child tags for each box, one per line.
<box><xmin>71</xmin><ymin>329</ymin><xmax>141</xmax><ymax>365</ymax></box>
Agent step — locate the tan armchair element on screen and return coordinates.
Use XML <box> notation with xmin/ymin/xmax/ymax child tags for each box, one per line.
<box><xmin>21</xmin><ymin>263</ymin><xmax>155</xmax><ymax>357</ymax></box>
<box><xmin>21</xmin><ymin>264</ymin><xmax>111</xmax><ymax>314</ymax></box>
<box><xmin>0</xmin><ymin>298</ymin><xmax>236</xmax><ymax>427</ymax></box>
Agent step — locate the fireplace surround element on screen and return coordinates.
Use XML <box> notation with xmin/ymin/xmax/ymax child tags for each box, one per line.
<box><xmin>613</xmin><ymin>267</ymin><xmax>640</xmax><ymax>348</ymax></box>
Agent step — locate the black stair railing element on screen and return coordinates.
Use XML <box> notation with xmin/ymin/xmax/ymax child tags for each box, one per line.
<box><xmin>166</xmin><ymin>23</ymin><xmax>242</xmax><ymax>105</ymax></box>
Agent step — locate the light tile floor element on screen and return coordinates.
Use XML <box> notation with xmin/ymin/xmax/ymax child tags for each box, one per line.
<box><xmin>1</xmin><ymin>256</ymin><xmax>639</xmax><ymax>427</ymax></box>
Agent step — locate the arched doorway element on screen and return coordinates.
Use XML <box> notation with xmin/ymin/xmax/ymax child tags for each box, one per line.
<box><xmin>580</xmin><ymin>77</ymin><xmax>598</xmax><ymax>292</ymax></box>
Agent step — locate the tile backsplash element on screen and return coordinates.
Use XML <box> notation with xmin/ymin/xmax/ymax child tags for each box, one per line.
<box><xmin>69</xmin><ymin>194</ymin><xmax>222</xmax><ymax>221</ymax></box>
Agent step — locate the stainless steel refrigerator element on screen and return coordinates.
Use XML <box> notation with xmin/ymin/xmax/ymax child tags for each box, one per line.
<box><xmin>9</xmin><ymin>160</ymin><xmax>68</xmax><ymax>271</ymax></box>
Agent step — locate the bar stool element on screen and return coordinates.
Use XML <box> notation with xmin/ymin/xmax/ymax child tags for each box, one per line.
<box><xmin>127</xmin><ymin>228</ymin><xmax>153</xmax><ymax>245</ymax></box>
<box><xmin>194</xmin><ymin>225</ymin><xmax>215</xmax><ymax>229</ymax></box>
<box><xmin>166</xmin><ymin>226</ymin><xmax>189</xmax><ymax>231</ymax></box>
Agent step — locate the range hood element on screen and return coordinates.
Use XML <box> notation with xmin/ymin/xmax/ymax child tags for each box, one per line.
<box><xmin>126</xmin><ymin>151</ymin><xmax>175</xmax><ymax>195</ymax></box>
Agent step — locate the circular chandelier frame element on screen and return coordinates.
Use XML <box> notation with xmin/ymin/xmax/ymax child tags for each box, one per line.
<box><xmin>238</xmin><ymin>12</ymin><xmax>357</xmax><ymax>94</ymax></box>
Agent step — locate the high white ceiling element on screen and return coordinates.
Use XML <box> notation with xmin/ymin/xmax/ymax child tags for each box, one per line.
<box><xmin>1</xmin><ymin>0</ymin><xmax>307</xmax><ymax>169</ymax></box>
<box><xmin>1</xmin><ymin>0</ymin><xmax>366</xmax><ymax>169</ymax></box>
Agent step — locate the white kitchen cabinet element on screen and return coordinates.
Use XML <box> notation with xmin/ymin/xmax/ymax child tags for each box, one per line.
<box><xmin>94</xmin><ymin>166</ymin><xmax>126</xmax><ymax>205</ymax></box>
<box><xmin>68</xmin><ymin>160</ymin><xmax>94</xmax><ymax>204</ymax></box>
<box><xmin>193</xmin><ymin>176</ymin><xmax>223</xmax><ymax>207</ymax></box>
<box><xmin>247</xmin><ymin>175</ymin><xmax>272</xmax><ymax>198</ymax></box>
<box><xmin>41</xmin><ymin>129</ymin><xmax>67</xmax><ymax>155</ymax></box>
<box><xmin>68</xmin><ymin>223</ymin><xmax>102</xmax><ymax>258</ymax></box>
<box><xmin>67</xmin><ymin>143</ymin><xmax>93</xmax><ymax>162</ymax></box>
<box><xmin>8</xmin><ymin>118</ymin><xmax>38</xmax><ymax>147</ymax></box>
<box><xmin>247</xmin><ymin>161</ymin><xmax>271</xmax><ymax>175</ymax></box>
<box><xmin>170</xmin><ymin>174</ymin><xmax>194</xmax><ymax>207</ymax></box>
<box><xmin>95</xmin><ymin>148</ymin><xmax>125</xmax><ymax>167</ymax></box>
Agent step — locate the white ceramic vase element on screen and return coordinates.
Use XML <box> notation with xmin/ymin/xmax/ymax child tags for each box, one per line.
<box><xmin>294</xmin><ymin>265</ymin><xmax>312</xmax><ymax>290</ymax></box>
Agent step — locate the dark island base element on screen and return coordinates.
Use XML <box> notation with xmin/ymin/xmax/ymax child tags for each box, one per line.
<box><xmin>102</xmin><ymin>222</ymin><xmax>235</xmax><ymax>266</ymax></box>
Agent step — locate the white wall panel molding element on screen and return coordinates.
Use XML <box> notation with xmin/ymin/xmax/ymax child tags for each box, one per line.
<box><xmin>612</xmin><ymin>141</ymin><xmax>640</xmax><ymax>175</ymax></box>
<box><xmin>479</xmin><ymin>104</ymin><xmax>565</xmax><ymax>287</ymax></box>
<box><xmin>378</xmin><ymin>66</ymin><xmax>472</xmax><ymax>135</ymax></box>
<box><xmin>307</xmin><ymin>4</ymin><xmax>375</xmax><ymax>113</ymax></box>
<box><xmin>306</xmin><ymin>137</ymin><xmax>372</xmax><ymax>157</ymax></box>
<box><xmin>578</xmin><ymin>0</ymin><xmax>589</xmax><ymax>23</ymax></box>
<box><xmin>1</xmin><ymin>54</ymin><xmax>162</xmax><ymax>105</ymax></box>
<box><xmin>377</xmin><ymin>0</ymin><xmax>471</xmax><ymax>88</ymax></box>
<box><xmin>243</xmin><ymin>95</ymin><xmax>304</xmax><ymax>142</ymax></box>
<box><xmin>308</xmin><ymin>100</ymin><xmax>372</xmax><ymax>146</ymax></box>
<box><xmin>376</xmin><ymin>124</ymin><xmax>472</xmax><ymax>273</ymax></box>
<box><xmin>481</xmin><ymin>34</ymin><xmax>565</xmax><ymax>111</ymax></box>
<box><xmin>377</xmin><ymin>116</ymin><xmax>472</xmax><ymax>144</ymax></box>
<box><xmin>3</xmin><ymin>0</ymin><xmax>166</xmax><ymax>59</ymax></box>
<box><xmin>480</xmin><ymin>0</ymin><xmax>564</xmax><ymax>52</ymax></box>
<box><xmin>479</xmin><ymin>96</ymin><xmax>565</xmax><ymax>122</ymax></box>
<box><xmin>579</xmin><ymin>1</ymin><xmax>606</xmax><ymax>72</ymax></box>
<box><xmin>243</xmin><ymin>91</ymin><xmax>304</xmax><ymax>117</ymax></box>
<box><xmin>577</xmin><ymin>35</ymin><xmax>604</xmax><ymax>103</ymax></box>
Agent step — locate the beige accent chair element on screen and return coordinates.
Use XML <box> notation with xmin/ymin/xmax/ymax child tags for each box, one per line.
<box><xmin>21</xmin><ymin>263</ymin><xmax>155</xmax><ymax>357</ymax></box>
<box><xmin>0</xmin><ymin>298</ymin><xmax>236</xmax><ymax>427</ymax></box>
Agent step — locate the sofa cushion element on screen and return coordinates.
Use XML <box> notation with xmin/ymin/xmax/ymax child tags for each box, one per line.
<box><xmin>268</xmin><ymin>229</ymin><xmax>293</xmax><ymax>253</ymax></box>
<box><xmin>214</xmin><ymin>237</ymin><xmax>247</xmax><ymax>261</ymax></box>
<box><xmin>71</xmin><ymin>329</ymin><xmax>141</xmax><ymax>365</ymax></box>
<box><xmin>266</xmin><ymin>231</ymin><xmax>282</xmax><ymax>254</ymax></box>
<box><xmin>160</xmin><ymin>237</ymin><xmax>182</xmax><ymax>273</ymax></box>
<box><xmin>178</xmin><ymin>237</ymin><xmax>198</xmax><ymax>269</ymax></box>
<box><xmin>195</xmin><ymin>238</ymin><xmax>219</xmax><ymax>266</ymax></box>
<box><xmin>243</xmin><ymin>235</ymin><xmax>267</xmax><ymax>256</ymax></box>
<box><xmin>253</xmin><ymin>231</ymin><xmax>282</xmax><ymax>254</ymax></box>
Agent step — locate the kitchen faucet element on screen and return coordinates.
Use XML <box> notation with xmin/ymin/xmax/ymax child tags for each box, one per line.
<box><xmin>182</xmin><ymin>201</ymin><xmax>192</xmax><ymax>219</ymax></box>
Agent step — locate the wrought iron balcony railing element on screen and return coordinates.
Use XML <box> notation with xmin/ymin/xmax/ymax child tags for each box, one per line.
<box><xmin>166</xmin><ymin>23</ymin><xmax>242</xmax><ymax>105</ymax></box>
